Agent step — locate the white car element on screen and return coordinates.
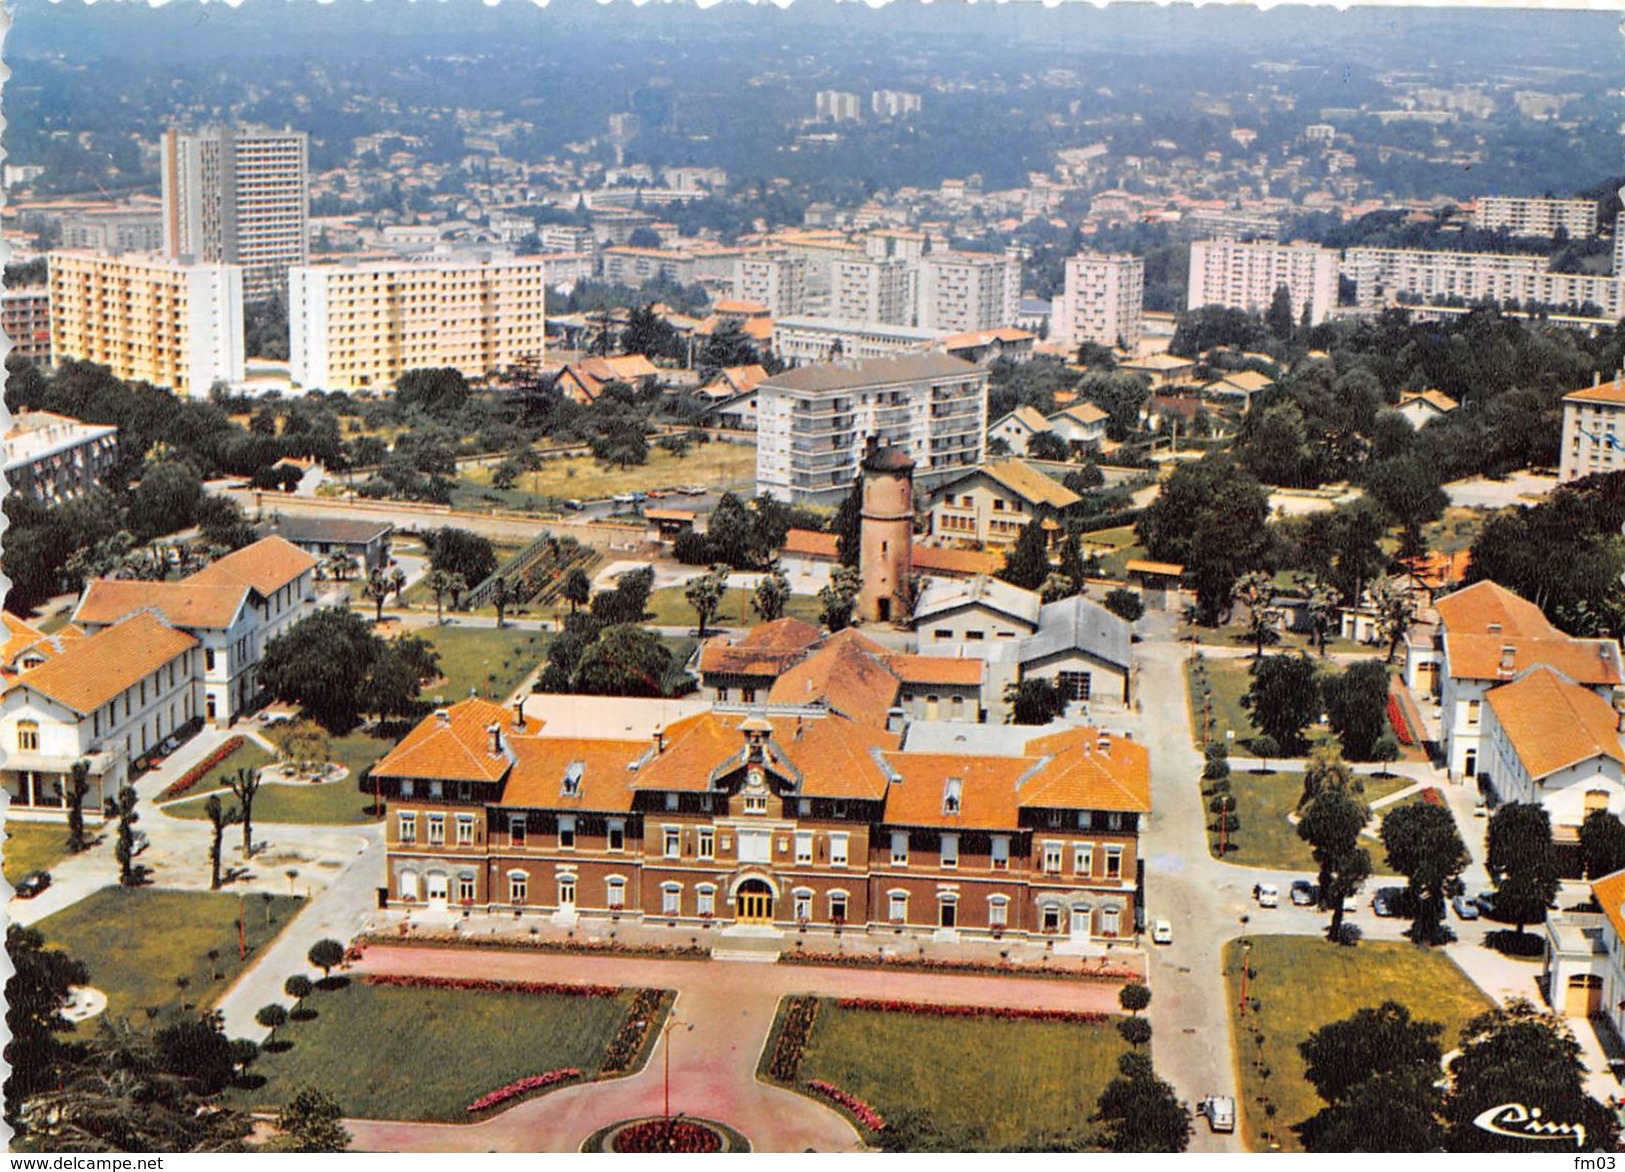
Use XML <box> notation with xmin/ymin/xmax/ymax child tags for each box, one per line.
<box><xmin>1255</xmin><ymin>883</ymin><xmax>1279</xmax><ymax>908</ymax></box>
<box><xmin>1151</xmin><ymin>918</ymin><xmax>1173</xmax><ymax>945</ymax></box>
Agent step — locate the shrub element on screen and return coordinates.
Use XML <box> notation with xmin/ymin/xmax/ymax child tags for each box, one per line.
<box><xmin>806</xmin><ymin>1079</ymin><xmax>886</xmax><ymax>1131</ymax></box>
<box><xmin>466</xmin><ymin>1068</ymin><xmax>581</xmax><ymax>1114</ymax></box>
<box><xmin>1385</xmin><ymin>695</ymin><xmax>1414</xmax><ymax>746</ymax></box>
<box><xmin>601</xmin><ymin>988</ymin><xmax>668</xmax><ymax>1074</ymax></box>
<box><xmin>767</xmin><ymin>996</ymin><xmax>820</xmax><ymax>1083</ymax></box>
<box><xmin>256</xmin><ymin>1004</ymin><xmax>289</xmax><ymax>1030</ymax></box>
<box><xmin>157</xmin><ymin>736</ymin><xmax>247</xmax><ymax>801</ymax></box>
<box><xmin>834</xmin><ymin>997</ymin><xmax>1109</xmax><ymax>1025</ymax></box>
<box><xmin>361</xmin><ymin>973</ymin><xmax>618</xmax><ymax>999</ymax></box>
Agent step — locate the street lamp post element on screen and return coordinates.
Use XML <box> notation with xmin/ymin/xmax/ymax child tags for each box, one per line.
<box><xmin>663</xmin><ymin>1018</ymin><xmax>694</xmax><ymax>1137</ymax></box>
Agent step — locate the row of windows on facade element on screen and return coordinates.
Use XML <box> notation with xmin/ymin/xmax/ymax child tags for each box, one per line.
<box><xmin>395</xmin><ymin>811</ymin><xmax>1124</xmax><ymax>874</ymax></box>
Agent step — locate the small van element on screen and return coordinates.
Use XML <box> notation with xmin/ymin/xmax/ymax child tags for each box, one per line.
<box><xmin>1255</xmin><ymin>883</ymin><xmax>1279</xmax><ymax>908</ymax></box>
<box><xmin>1200</xmin><ymin>1096</ymin><xmax>1236</xmax><ymax>1133</ymax></box>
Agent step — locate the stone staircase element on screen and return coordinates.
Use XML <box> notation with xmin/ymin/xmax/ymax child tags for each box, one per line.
<box><xmin>711</xmin><ymin>924</ymin><xmax>784</xmax><ymax>963</ymax></box>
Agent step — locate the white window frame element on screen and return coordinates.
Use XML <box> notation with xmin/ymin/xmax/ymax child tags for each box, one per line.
<box><xmin>793</xmin><ymin>888</ymin><xmax>814</xmax><ymax>922</ymax></box>
<box><xmin>398</xmin><ymin>812</ymin><xmax>417</xmax><ymax>844</ymax></box>
<box><xmin>606</xmin><ymin>876</ymin><xmax>627</xmax><ymax>908</ymax></box>
<box><xmin>663</xmin><ymin>826</ymin><xmax>681</xmax><ymax>859</ymax></box>
<box><xmin>558</xmin><ymin>815</ymin><xmax>577</xmax><ymax>851</ymax></box>
<box><xmin>427</xmin><ymin>813</ymin><xmax>445</xmax><ymax>846</ymax></box>
<box><xmin>941</xmin><ymin>832</ymin><xmax>959</xmax><ymax>869</ymax></box>
<box><xmin>1073</xmin><ymin>844</ymin><xmax>1094</xmax><ymax>877</ymax></box>
<box><xmin>988</xmin><ymin>895</ymin><xmax>1009</xmax><ymax>927</ymax></box>
<box><xmin>991</xmin><ymin>835</ymin><xmax>1010</xmax><ymax>870</ymax></box>
<box><xmin>891</xmin><ymin>831</ymin><xmax>909</xmax><ymax>867</ymax></box>
<box><xmin>829</xmin><ymin>890</ymin><xmax>849</xmax><ymax>922</ymax></box>
<box><xmin>830</xmin><ymin>832</ymin><xmax>850</xmax><ymax>868</ymax></box>
<box><xmin>455</xmin><ymin>813</ymin><xmax>475</xmax><ymax>846</ymax></box>
<box><xmin>698</xmin><ymin>827</ymin><xmax>716</xmax><ymax>859</ymax></box>
<box><xmin>1105</xmin><ymin>844</ymin><xmax>1124</xmax><ymax>879</ymax></box>
<box><xmin>508</xmin><ymin>871</ymin><xmax>528</xmax><ymax>905</ymax></box>
<box><xmin>608</xmin><ymin>819</ymin><xmax>625</xmax><ymax>852</ymax></box>
<box><xmin>661</xmin><ymin>883</ymin><xmax>682</xmax><ymax>916</ymax></box>
<box><xmin>888</xmin><ymin>890</ymin><xmax>909</xmax><ymax>923</ymax></box>
<box><xmin>1042</xmin><ymin>840</ymin><xmax>1063</xmax><ymax>874</ymax></box>
<box><xmin>795</xmin><ymin>831</ymin><xmax>814</xmax><ymax>865</ymax></box>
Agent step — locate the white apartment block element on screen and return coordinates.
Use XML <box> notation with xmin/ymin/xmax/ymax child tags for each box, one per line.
<box><xmin>871</xmin><ymin>90</ymin><xmax>922</xmax><ymax>118</ymax></box>
<box><xmin>756</xmin><ymin>353</ymin><xmax>988</xmax><ymax>505</ymax></box>
<box><xmin>1187</xmin><ymin>238</ymin><xmax>1339</xmax><ymax>326</ymax></box>
<box><xmin>1474</xmin><ymin>195</ymin><xmax>1598</xmax><ymax>239</ymax></box>
<box><xmin>815</xmin><ymin>91</ymin><xmax>863</xmax><ymax>122</ymax></box>
<box><xmin>832</xmin><ymin>255</ymin><xmax>915</xmax><ymax>325</ymax></box>
<box><xmin>1560</xmin><ymin>375</ymin><xmax>1625</xmax><ymax>483</ymax></box>
<box><xmin>600</xmin><ymin>246</ymin><xmax>697</xmax><ymax>287</ymax></box>
<box><xmin>917</xmin><ymin>250</ymin><xmax>1022</xmax><ymax>334</ymax></box>
<box><xmin>1346</xmin><ymin>247</ymin><xmax>1625</xmax><ymax>318</ymax></box>
<box><xmin>288</xmin><ymin>255</ymin><xmax>548</xmax><ymax>392</ymax></box>
<box><xmin>59</xmin><ymin>209</ymin><xmax>166</xmax><ymax>253</ymax></box>
<box><xmin>1051</xmin><ymin>252</ymin><xmax>1145</xmax><ymax>352</ymax></box>
<box><xmin>162</xmin><ymin>125</ymin><xmax>310</xmax><ymax>302</ymax></box>
<box><xmin>733</xmin><ymin>253</ymin><xmax>808</xmax><ymax>318</ymax></box>
<box><xmin>48</xmin><ymin>251</ymin><xmax>245</xmax><ymax>398</ymax></box>
<box><xmin>3</xmin><ymin>411</ymin><xmax>119</xmax><ymax>505</ymax></box>
<box><xmin>772</xmin><ymin>317</ymin><xmax>949</xmax><ymax>367</ymax></box>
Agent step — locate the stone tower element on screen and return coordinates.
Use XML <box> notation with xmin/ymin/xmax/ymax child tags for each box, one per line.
<box><xmin>858</xmin><ymin>441</ymin><xmax>915</xmax><ymax>625</ymax></box>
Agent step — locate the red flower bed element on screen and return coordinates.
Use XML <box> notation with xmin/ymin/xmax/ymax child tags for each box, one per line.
<box><xmin>601</xmin><ymin>987</ymin><xmax>668</xmax><ymax>1074</ymax></box>
<box><xmin>835</xmin><ymin>997</ymin><xmax>1108</xmax><ymax>1025</ymax></box>
<box><xmin>362</xmin><ymin>973</ymin><xmax>618</xmax><ymax>999</ymax></box>
<box><xmin>611</xmin><ymin>1119</ymin><xmax>723</xmax><ymax>1153</ymax></box>
<box><xmin>767</xmin><ymin>996</ymin><xmax>820</xmax><ymax>1083</ymax></box>
<box><xmin>466</xmin><ymin>1067</ymin><xmax>580</xmax><ymax>1114</ymax></box>
<box><xmin>1421</xmin><ymin>787</ymin><xmax>1445</xmax><ymax>807</ymax></box>
<box><xmin>783</xmin><ymin>950</ymin><xmax>1139</xmax><ymax>984</ymax></box>
<box><xmin>806</xmin><ymin>1080</ymin><xmax>885</xmax><ymax>1132</ymax></box>
<box><xmin>157</xmin><ymin>736</ymin><xmax>247</xmax><ymax>802</ymax></box>
<box><xmin>1386</xmin><ymin>695</ymin><xmax>1414</xmax><ymax>746</ymax></box>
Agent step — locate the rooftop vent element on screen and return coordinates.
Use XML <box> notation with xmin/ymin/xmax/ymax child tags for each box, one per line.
<box><xmin>562</xmin><ymin>761</ymin><xmax>584</xmax><ymax>797</ymax></box>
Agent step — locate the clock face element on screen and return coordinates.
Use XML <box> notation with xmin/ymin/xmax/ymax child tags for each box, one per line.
<box><xmin>746</xmin><ymin>768</ymin><xmax>766</xmax><ymax>792</ymax></box>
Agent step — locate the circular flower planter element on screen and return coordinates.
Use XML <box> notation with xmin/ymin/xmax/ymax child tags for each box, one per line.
<box><xmin>581</xmin><ymin>1116</ymin><xmax>750</xmax><ymax>1153</ymax></box>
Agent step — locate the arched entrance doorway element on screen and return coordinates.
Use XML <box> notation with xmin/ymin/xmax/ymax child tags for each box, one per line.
<box><xmin>736</xmin><ymin>878</ymin><xmax>774</xmax><ymax>924</ymax></box>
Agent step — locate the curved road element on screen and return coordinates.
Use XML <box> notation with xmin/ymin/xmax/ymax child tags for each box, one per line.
<box><xmin>341</xmin><ymin>946</ymin><xmax>1126</xmax><ymax>1153</ymax></box>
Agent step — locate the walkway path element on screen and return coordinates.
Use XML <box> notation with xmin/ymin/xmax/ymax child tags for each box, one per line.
<box><xmin>341</xmin><ymin>945</ymin><xmax>1127</xmax><ymax>1153</ymax></box>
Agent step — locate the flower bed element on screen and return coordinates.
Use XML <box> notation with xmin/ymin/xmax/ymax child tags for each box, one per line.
<box><xmin>362</xmin><ymin>972</ymin><xmax>618</xmax><ymax>999</ymax></box>
<box><xmin>610</xmin><ymin>1118</ymin><xmax>724</xmax><ymax>1153</ymax></box>
<box><xmin>357</xmin><ymin>932</ymin><xmax>710</xmax><ymax>962</ymax></box>
<box><xmin>1386</xmin><ymin>694</ymin><xmax>1414</xmax><ymax>746</ymax></box>
<box><xmin>601</xmin><ymin>987</ymin><xmax>669</xmax><ymax>1074</ymax></box>
<box><xmin>157</xmin><ymin>736</ymin><xmax>247</xmax><ymax>802</ymax></box>
<box><xmin>1421</xmin><ymin>786</ymin><xmax>1445</xmax><ymax>807</ymax></box>
<box><xmin>835</xmin><ymin>997</ymin><xmax>1108</xmax><ymax>1026</ymax></box>
<box><xmin>781</xmin><ymin>950</ymin><xmax>1140</xmax><ymax>983</ymax></box>
<box><xmin>466</xmin><ymin>1067</ymin><xmax>580</xmax><ymax>1114</ymax></box>
<box><xmin>765</xmin><ymin>995</ymin><xmax>820</xmax><ymax>1083</ymax></box>
<box><xmin>806</xmin><ymin>1079</ymin><xmax>885</xmax><ymax>1132</ymax></box>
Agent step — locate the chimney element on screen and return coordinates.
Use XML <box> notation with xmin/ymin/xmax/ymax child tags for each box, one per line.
<box><xmin>512</xmin><ymin>697</ymin><xmax>526</xmax><ymax>731</ymax></box>
<box><xmin>1097</xmin><ymin>734</ymin><xmax>1111</xmax><ymax>756</ymax></box>
<box><xmin>1614</xmin><ymin>688</ymin><xmax>1625</xmax><ymax>734</ymax></box>
<box><xmin>886</xmin><ymin>706</ymin><xmax>906</xmax><ymax>734</ymax></box>
<box><xmin>654</xmin><ymin>726</ymin><xmax>665</xmax><ymax>754</ymax></box>
<box><xmin>1486</xmin><ymin>622</ymin><xmax>1502</xmax><ymax>635</ymax></box>
<box><xmin>487</xmin><ymin>723</ymin><xmax>502</xmax><ymax>756</ymax></box>
<box><xmin>435</xmin><ymin>708</ymin><xmax>451</xmax><ymax>726</ymax></box>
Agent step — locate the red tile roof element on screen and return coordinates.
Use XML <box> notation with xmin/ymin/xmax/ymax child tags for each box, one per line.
<box><xmin>187</xmin><ymin>536</ymin><xmax>317</xmax><ymax>596</ymax></box>
<box><xmin>12</xmin><ymin>611</ymin><xmax>197</xmax><ymax>715</ymax></box>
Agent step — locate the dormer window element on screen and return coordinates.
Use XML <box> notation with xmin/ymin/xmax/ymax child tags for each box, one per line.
<box><xmin>562</xmin><ymin>762</ymin><xmax>584</xmax><ymax>798</ymax></box>
<box><xmin>943</xmin><ymin>777</ymin><xmax>963</xmax><ymax>816</ymax></box>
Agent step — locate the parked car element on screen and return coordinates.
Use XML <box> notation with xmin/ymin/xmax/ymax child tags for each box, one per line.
<box><xmin>1473</xmin><ymin>890</ymin><xmax>1498</xmax><ymax>919</ymax></box>
<box><xmin>1342</xmin><ymin>893</ymin><xmax>1359</xmax><ymax>913</ymax></box>
<box><xmin>1198</xmin><ymin>1096</ymin><xmax>1236</xmax><ymax>1133</ymax></box>
<box><xmin>1255</xmin><ymin>883</ymin><xmax>1279</xmax><ymax>908</ymax></box>
<box><xmin>1372</xmin><ymin>887</ymin><xmax>1399</xmax><ymax>917</ymax></box>
<box><xmin>14</xmin><ymin>870</ymin><xmax>50</xmax><ymax>899</ymax></box>
<box><xmin>1151</xmin><ymin>918</ymin><xmax>1173</xmax><ymax>945</ymax></box>
<box><xmin>131</xmin><ymin>831</ymin><xmax>150</xmax><ymax>857</ymax></box>
<box><xmin>1452</xmin><ymin>894</ymin><xmax>1481</xmax><ymax>920</ymax></box>
<box><xmin>1289</xmin><ymin>880</ymin><xmax>1318</xmax><ymax>907</ymax></box>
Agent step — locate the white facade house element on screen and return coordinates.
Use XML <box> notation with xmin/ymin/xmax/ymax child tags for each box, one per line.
<box><xmin>1</xmin><ymin>611</ymin><xmax>200</xmax><ymax>819</ymax></box>
<box><xmin>913</xmin><ymin>576</ymin><xmax>1043</xmax><ymax>654</ymax></box>
<box><xmin>1047</xmin><ymin>403</ymin><xmax>1111</xmax><ymax>453</ymax></box>
<box><xmin>917</xmin><ymin>251</ymin><xmax>1022</xmax><ymax>334</ymax></box>
<box><xmin>988</xmin><ymin>406</ymin><xmax>1055</xmax><ymax>457</ymax></box>
<box><xmin>1474</xmin><ymin>195</ymin><xmax>1598</xmax><ymax>239</ymax></box>
<box><xmin>1187</xmin><ymin>238</ymin><xmax>1339</xmax><ymax>326</ymax></box>
<box><xmin>1560</xmin><ymin>375</ymin><xmax>1625</xmax><ymax>484</ymax></box>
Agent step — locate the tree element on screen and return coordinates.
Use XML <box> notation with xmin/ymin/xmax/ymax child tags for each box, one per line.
<box><xmin>1323</xmin><ymin>659</ymin><xmax>1392</xmax><ymax>760</ymax></box>
<box><xmin>5</xmin><ymin>925</ymin><xmax>89</xmax><ymax>1120</ymax></box>
<box><xmin>1381</xmin><ymin>802</ymin><xmax>1469</xmax><ymax>944</ymax></box>
<box><xmin>1266</xmin><ymin>283</ymin><xmax>1296</xmax><ymax>339</ymax></box>
<box><xmin>1094</xmin><ymin>1066</ymin><xmax>1192</xmax><ymax>1153</ymax></box>
<box><xmin>1137</xmin><ymin>455</ymin><xmax>1270</xmax><ymax>624</ymax></box>
<box><xmin>1118</xmin><ymin>1016</ymin><xmax>1153</xmax><ymax>1048</ymax></box>
<box><xmin>1233</xmin><ymin>571</ymin><xmax>1282</xmax><ymax>659</ymax></box>
<box><xmin>63</xmin><ymin>758</ymin><xmax>92</xmax><ymax>854</ymax></box>
<box><xmin>1027</xmin><ymin>431</ymin><xmax>1071</xmax><ymax>462</ymax></box>
<box><xmin>1486</xmin><ymin>802</ymin><xmax>1561</xmax><ymax>940</ymax></box>
<box><xmin>561</xmin><ymin>566</ymin><xmax>592</xmax><ymax>614</ymax></box>
<box><xmin>204</xmin><ymin>795</ymin><xmax>241</xmax><ymax>890</ymax></box>
<box><xmin>1371</xmin><ymin>733</ymin><xmax>1401</xmax><ymax>777</ymax></box>
<box><xmin>1298</xmin><ymin>1064</ymin><xmax>1445</xmax><ymax>1152</ymax></box>
<box><xmin>1250</xmin><ymin>734</ymin><xmax>1279</xmax><ymax>771</ymax></box>
<box><xmin>1005</xmin><ymin>677</ymin><xmax>1065</xmax><ymax>725</ymax></box>
<box><xmin>308</xmin><ymin>939</ymin><xmax>346</xmax><ymax>981</ymax></box>
<box><xmin>1241</xmin><ymin>654</ymin><xmax>1320</xmax><ymax>755</ymax></box>
<box><xmin>128</xmin><ymin>460</ymin><xmax>204</xmax><ymax>542</ymax></box>
<box><xmin>104</xmin><ymin>785</ymin><xmax>141</xmax><ymax>887</ymax></box>
<box><xmin>258</xmin><ymin>607</ymin><xmax>381</xmax><ymax>732</ymax></box>
<box><xmin>572</xmin><ymin>624</ymin><xmax>673</xmax><ymax>697</ymax></box>
<box><xmin>831</xmin><ymin>477</ymin><xmax>863</xmax><ymax>568</ymax></box>
<box><xmin>256</xmin><ymin>1004</ymin><xmax>289</xmax><ymax>1033</ymax></box>
<box><xmin>396</xmin><ymin>367</ymin><xmax>470</xmax><ymax>419</ymax></box>
<box><xmin>1297</xmin><ymin>743</ymin><xmax>1364</xmax><ymax>810</ymax></box>
<box><xmin>275</xmin><ymin>1087</ymin><xmax>352</xmax><ymax>1152</ymax></box>
<box><xmin>818</xmin><ymin>564</ymin><xmax>862</xmax><ymax>632</ymax></box>
<box><xmin>227</xmin><ymin>767</ymin><xmax>263</xmax><ymax>859</ymax></box>
<box><xmin>362</xmin><ymin>566</ymin><xmax>395</xmax><ymax>624</ymax></box>
<box><xmin>1370</xmin><ymin>579</ymin><xmax>1416</xmax><ymax>663</ymax></box>
<box><xmin>284</xmin><ymin>975</ymin><xmax>313</xmax><ymax>1005</ymax></box>
<box><xmin>1298</xmin><ymin>788</ymin><xmax>1373</xmax><ymax>942</ymax></box>
<box><xmin>424</xmin><ymin>569</ymin><xmax>464</xmax><ymax>625</ymax></box>
<box><xmin>1298</xmin><ymin>575</ymin><xmax>1340</xmax><ymax>657</ymax></box>
<box><xmin>590</xmin><ymin>565</ymin><xmax>654</xmax><ymax>626</ymax></box>
<box><xmin>1364</xmin><ymin>456</ymin><xmax>1448</xmax><ymax>558</ymax></box>
<box><xmin>1579</xmin><ymin>809</ymin><xmax>1625</xmax><ymax>880</ymax></box>
<box><xmin>1058</xmin><ymin>531</ymin><xmax>1089</xmax><ymax>592</ymax></box>
<box><xmin>424</xmin><ymin>527</ymin><xmax>497</xmax><ymax>586</ymax></box>
<box><xmin>1445</xmin><ymin>999</ymin><xmax>1619</xmax><ymax>1152</ymax></box>
<box><xmin>388</xmin><ymin>565</ymin><xmax>408</xmax><ymax>604</ymax></box>
<box><xmin>155</xmin><ymin>1016</ymin><xmax>237</xmax><ymax>1095</ymax></box>
<box><xmin>490</xmin><ymin>576</ymin><xmax>511</xmax><ymax>629</ymax></box>
<box><xmin>1118</xmin><ymin>982</ymin><xmax>1151</xmax><ymax>1016</ymax></box>
<box><xmin>621</xmin><ymin>303</ymin><xmax>681</xmax><ymax>361</ymax></box>
<box><xmin>684</xmin><ymin>565</ymin><xmax>729</xmax><ymax>637</ymax></box>
<box><xmin>1299</xmin><ymin>1001</ymin><xmax>1445</xmax><ymax>1105</ymax></box>
<box><xmin>1102</xmin><ymin>587</ymin><xmax>1144</xmax><ymax>623</ymax></box>
<box><xmin>272</xmin><ymin>720</ymin><xmax>332</xmax><ymax>779</ymax></box>
<box><xmin>998</xmin><ymin>514</ymin><xmax>1052</xmax><ymax>591</ymax></box>
<box><xmin>323</xmin><ymin>551</ymin><xmax>358</xmax><ymax>583</ymax></box>
<box><xmin>752</xmin><ymin>563</ymin><xmax>790</xmax><ymax>622</ymax></box>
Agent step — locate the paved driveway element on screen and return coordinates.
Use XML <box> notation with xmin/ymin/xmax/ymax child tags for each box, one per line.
<box><xmin>341</xmin><ymin>946</ymin><xmax>1126</xmax><ymax>1153</ymax></box>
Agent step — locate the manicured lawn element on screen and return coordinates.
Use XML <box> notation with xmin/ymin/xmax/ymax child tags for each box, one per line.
<box><xmin>412</xmin><ymin>625</ymin><xmax>550</xmax><ymax>703</ymax></box>
<box><xmin>793</xmin><ymin>1000</ymin><xmax>1132</xmax><ymax>1150</ymax></box>
<box><xmin>1420</xmin><ymin>507</ymin><xmax>1490</xmax><ymax>555</ymax></box>
<box><xmin>1223</xmin><ymin>935</ymin><xmax>1493</xmax><ymax>1152</ymax></box>
<box><xmin>34</xmin><ymin>611</ymin><xmax>71</xmax><ymax>635</ymax></box>
<box><xmin>185</xmin><ymin>740</ymin><xmax>277</xmax><ymax>796</ymax></box>
<box><xmin>4</xmin><ymin>821</ymin><xmax>74</xmax><ymax>885</ymax></box>
<box><xmin>236</xmin><ymin>978</ymin><xmax>644</xmax><ymax>1123</ymax></box>
<box><xmin>164</xmin><ymin>778</ymin><xmax>380</xmax><ymax>826</ymax></box>
<box><xmin>1185</xmin><ymin>656</ymin><xmax>1257</xmax><ymax>750</ymax></box>
<box><xmin>33</xmin><ymin>887</ymin><xmax>305</xmax><ymax>1027</ymax></box>
<box><xmin>455</xmin><ymin>442</ymin><xmax>756</xmax><ymax>506</ymax></box>
<box><xmin>1189</xmin><ymin>626</ymin><xmax>1370</xmax><ymax>658</ymax></box>
<box><xmin>1213</xmin><ymin>769</ymin><xmax>1411</xmax><ymax>872</ymax></box>
<box><xmin>643</xmin><ymin>586</ymin><xmax>823</xmax><ymax>630</ymax></box>
<box><xmin>1078</xmin><ymin>524</ymin><xmax>1138</xmax><ymax>549</ymax></box>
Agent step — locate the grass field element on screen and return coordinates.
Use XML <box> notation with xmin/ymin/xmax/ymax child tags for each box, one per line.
<box><xmin>1213</xmin><ymin>769</ymin><xmax>1411</xmax><ymax>872</ymax></box>
<box><xmin>412</xmin><ymin>625</ymin><xmax>550</xmax><ymax>703</ymax></box>
<box><xmin>643</xmin><ymin>586</ymin><xmax>823</xmax><ymax>630</ymax></box>
<box><xmin>4</xmin><ymin>821</ymin><xmax>74</xmax><ymax>885</ymax></box>
<box><xmin>1080</xmin><ymin>525</ymin><xmax>1148</xmax><ymax>582</ymax></box>
<box><xmin>164</xmin><ymin>777</ymin><xmax>380</xmax><ymax>826</ymax></box>
<box><xmin>1420</xmin><ymin>507</ymin><xmax>1491</xmax><ymax>555</ymax></box>
<box><xmin>237</xmin><ymin>978</ymin><xmax>646</xmax><ymax>1123</ymax></box>
<box><xmin>1188</xmin><ymin>626</ymin><xmax>1371</xmax><ymax>658</ymax></box>
<box><xmin>792</xmin><ymin>1000</ymin><xmax>1132</xmax><ymax>1150</ymax></box>
<box><xmin>1186</xmin><ymin>657</ymin><xmax>1258</xmax><ymax>749</ymax></box>
<box><xmin>33</xmin><ymin>888</ymin><xmax>305</xmax><ymax>1026</ymax></box>
<box><xmin>454</xmin><ymin>442</ymin><xmax>756</xmax><ymax>508</ymax></box>
<box><xmin>1222</xmin><ymin>936</ymin><xmax>1493</xmax><ymax>1152</ymax></box>
<box><xmin>183</xmin><ymin>740</ymin><xmax>277</xmax><ymax>797</ymax></box>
